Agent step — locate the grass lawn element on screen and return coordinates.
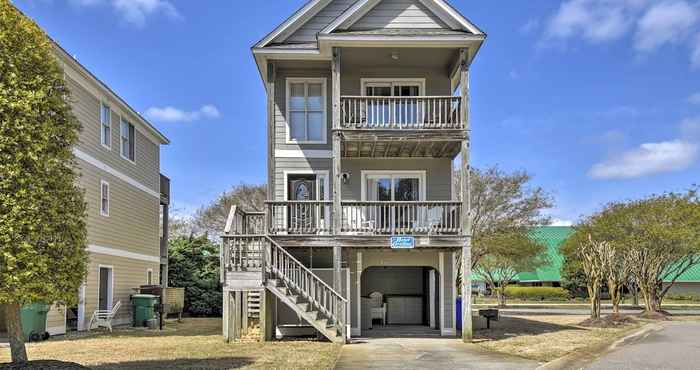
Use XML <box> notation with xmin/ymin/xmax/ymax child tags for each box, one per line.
<box><xmin>473</xmin><ymin>315</ymin><xmax>642</xmax><ymax>362</ymax></box>
<box><xmin>0</xmin><ymin>318</ymin><xmax>341</xmax><ymax>370</ymax></box>
<box><xmin>473</xmin><ymin>297</ymin><xmax>700</xmax><ymax>306</ymax></box>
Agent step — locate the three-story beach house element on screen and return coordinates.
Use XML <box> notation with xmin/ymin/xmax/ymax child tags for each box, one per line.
<box><xmin>221</xmin><ymin>0</ymin><xmax>484</xmax><ymax>343</ymax></box>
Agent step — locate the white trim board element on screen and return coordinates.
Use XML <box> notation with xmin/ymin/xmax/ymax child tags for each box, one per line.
<box><xmin>73</xmin><ymin>148</ymin><xmax>160</xmax><ymax>199</ymax></box>
<box><xmin>88</xmin><ymin>244</ymin><xmax>160</xmax><ymax>263</ymax></box>
<box><xmin>275</xmin><ymin>149</ymin><xmax>332</xmax><ymax>158</ymax></box>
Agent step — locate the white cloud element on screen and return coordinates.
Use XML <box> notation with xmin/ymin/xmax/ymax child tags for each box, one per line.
<box><xmin>520</xmin><ymin>19</ymin><xmax>540</xmax><ymax>34</ymax></box>
<box><xmin>70</xmin><ymin>0</ymin><xmax>180</xmax><ymax>27</ymax></box>
<box><xmin>550</xmin><ymin>219</ymin><xmax>574</xmax><ymax>227</ymax></box>
<box><xmin>544</xmin><ymin>0</ymin><xmax>646</xmax><ymax>43</ymax></box>
<box><xmin>634</xmin><ymin>1</ymin><xmax>699</xmax><ymax>52</ymax></box>
<box><xmin>688</xmin><ymin>92</ymin><xmax>700</xmax><ymax>104</ymax></box>
<box><xmin>145</xmin><ymin>104</ymin><xmax>221</xmax><ymax>123</ymax></box>
<box><xmin>589</xmin><ymin>140</ymin><xmax>698</xmax><ymax>179</ymax></box>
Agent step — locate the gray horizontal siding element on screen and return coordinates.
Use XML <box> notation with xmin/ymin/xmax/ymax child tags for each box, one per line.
<box><xmin>341</xmin><ymin>158</ymin><xmax>453</xmax><ymax>201</ymax></box>
<box><xmin>340</xmin><ymin>65</ymin><xmax>452</xmax><ymax>96</ymax></box>
<box><xmin>286</xmin><ymin>0</ymin><xmax>356</xmax><ymax>43</ymax></box>
<box><xmin>350</xmin><ymin>0</ymin><xmax>448</xmax><ymax>30</ymax></box>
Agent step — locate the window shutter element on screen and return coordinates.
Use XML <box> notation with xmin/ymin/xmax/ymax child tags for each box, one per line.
<box><xmin>129</xmin><ymin>124</ymin><xmax>135</xmax><ymax>161</ymax></box>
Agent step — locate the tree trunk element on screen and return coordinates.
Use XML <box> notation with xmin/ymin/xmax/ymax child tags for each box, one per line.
<box><xmin>6</xmin><ymin>303</ymin><xmax>28</xmax><ymax>363</ymax></box>
<box><xmin>496</xmin><ymin>287</ymin><xmax>506</xmax><ymax>308</ymax></box>
<box><xmin>587</xmin><ymin>283</ymin><xmax>600</xmax><ymax>319</ymax></box>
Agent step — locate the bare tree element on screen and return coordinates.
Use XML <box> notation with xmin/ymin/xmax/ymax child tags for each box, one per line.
<box><xmin>192</xmin><ymin>184</ymin><xmax>266</xmax><ymax>239</ymax></box>
<box><xmin>455</xmin><ymin>166</ymin><xmax>553</xmax><ymax>269</ymax></box>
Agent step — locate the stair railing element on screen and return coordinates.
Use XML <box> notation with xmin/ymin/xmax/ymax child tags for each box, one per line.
<box><xmin>264</xmin><ymin>236</ymin><xmax>347</xmax><ymax>339</ymax></box>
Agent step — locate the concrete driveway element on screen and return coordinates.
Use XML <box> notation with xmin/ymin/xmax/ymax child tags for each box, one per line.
<box><xmin>584</xmin><ymin>321</ymin><xmax>700</xmax><ymax>370</ymax></box>
<box><xmin>334</xmin><ymin>337</ymin><xmax>540</xmax><ymax>370</ymax></box>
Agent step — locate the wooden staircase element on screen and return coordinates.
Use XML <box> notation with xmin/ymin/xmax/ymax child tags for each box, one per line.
<box><xmin>222</xmin><ymin>206</ymin><xmax>347</xmax><ymax>343</ymax></box>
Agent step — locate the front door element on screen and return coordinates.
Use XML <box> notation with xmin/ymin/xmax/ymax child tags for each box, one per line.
<box><xmin>288</xmin><ymin>175</ymin><xmax>317</xmax><ymax>233</ymax></box>
<box><xmin>98</xmin><ymin>267</ymin><xmax>112</xmax><ymax>311</ymax></box>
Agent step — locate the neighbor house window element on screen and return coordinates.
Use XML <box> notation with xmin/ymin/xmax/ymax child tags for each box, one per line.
<box><xmin>100</xmin><ymin>103</ymin><xmax>111</xmax><ymax>149</ymax></box>
<box><xmin>287</xmin><ymin>78</ymin><xmax>326</xmax><ymax>143</ymax></box>
<box><xmin>100</xmin><ymin>180</ymin><xmax>110</xmax><ymax>216</ymax></box>
<box><xmin>120</xmin><ymin>118</ymin><xmax>135</xmax><ymax>161</ymax></box>
<box><xmin>147</xmin><ymin>269</ymin><xmax>153</xmax><ymax>285</ymax></box>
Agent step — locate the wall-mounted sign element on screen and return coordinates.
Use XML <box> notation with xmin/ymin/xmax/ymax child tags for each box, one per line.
<box><xmin>391</xmin><ymin>236</ymin><xmax>415</xmax><ymax>249</ymax></box>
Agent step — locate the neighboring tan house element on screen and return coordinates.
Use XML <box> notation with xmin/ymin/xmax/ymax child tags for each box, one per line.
<box><xmin>221</xmin><ymin>0</ymin><xmax>485</xmax><ymax>343</ymax></box>
<box><xmin>40</xmin><ymin>42</ymin><xmax>171</xmax><ymax>335</ymax></box>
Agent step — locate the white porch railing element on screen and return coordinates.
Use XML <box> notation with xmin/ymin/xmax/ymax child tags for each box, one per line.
<box><xmin>340</xmin><ymin>96</ymin><xmax>463</xmax><ymax>130</ymax></box>
<box><xmin>341</xmin><ymin>201</ymin><xmax>462</xmax><ymax>235</ymax></box>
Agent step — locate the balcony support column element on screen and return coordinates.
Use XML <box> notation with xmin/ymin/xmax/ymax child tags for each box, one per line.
<box><xmin>459</xmin><ymin>48</ymin><xmax>473</xmax><ymax>342</ymax></box>
<box><xmin>266</xmin><ymin>61</ymin><xmax>276</xmax><ymax>202</ymax></box>
<box><xmin>331</xmin><ymin>46</ymin><xmax>346</xmax><ymax>341</ymax></box>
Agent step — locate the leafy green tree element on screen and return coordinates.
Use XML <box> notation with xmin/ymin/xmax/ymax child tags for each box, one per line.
<box><xmin>561</xmin><ymin>257</ymin><xmax>588</xmax><ymax>298</ymax></box>
<box><xmin>168</xmin><ymin>235</ymin><xmax>222</xmax><ymax>316</ymax></box>
<box><xmin>618</xmin><ymin>192</ymin><xmax>700</xmax><ymax>313</ymax></box>
<box><xmin>0</xmin><ymin>1</ymin><xmax>88</xmax><ymax>363</ymax></box>
<box><xmin>474</xmin><ymin>228</ymin><xmax>547</xmax><ymax>307</ymax></box>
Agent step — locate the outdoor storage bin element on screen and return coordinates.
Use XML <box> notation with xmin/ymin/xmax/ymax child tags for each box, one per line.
<box><xmin>131</xmin><ymin>294</ymin><xmax>158</xmax><ymax>327</ymax></box>
<box><xmin>20</xmin><ymin>303</ymin><xmax>49</xmax><ymax>341</ymax></box>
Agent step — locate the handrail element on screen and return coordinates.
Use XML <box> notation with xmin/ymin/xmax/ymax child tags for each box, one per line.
<box><xmin>264</xmin><ymin>235</ymin><xmax>346</xmax><ymax>303</ymax></box>
<box><xmin>341</xmin><ymin>95</ymin><xmax>463</xmax><ymax>130</ymax></box>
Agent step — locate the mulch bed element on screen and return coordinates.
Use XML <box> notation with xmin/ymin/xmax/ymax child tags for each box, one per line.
<box><xmin>579</xmin><ymin>313</ymin><xmax>638</xmax><ymax>328</ymax></box>
<box><xmin>0</xmin><ymin>361</ymin><xmax>89</xmax><ymax>370</ymax></box>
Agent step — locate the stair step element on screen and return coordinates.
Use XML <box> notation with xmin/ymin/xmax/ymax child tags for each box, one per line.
<box><xmin>296</xmin><ymin>302</ymin><xmax>310</xmax><ymax>312</ymax></box>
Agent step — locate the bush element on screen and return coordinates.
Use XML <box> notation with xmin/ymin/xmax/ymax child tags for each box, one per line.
<box><xmin>168</xmin><ymin>235</ymin><xmax>222</xmax><ymax>316</ymax></box>
<box><xmin>504</xmin><ymin>286</ymin><xmax>570</xmax><ymax>301</ymax></box>
<box><xmin>666</xmin><ymin>293</ymin><xmax>700</xmax><ymax>302</ymax></box>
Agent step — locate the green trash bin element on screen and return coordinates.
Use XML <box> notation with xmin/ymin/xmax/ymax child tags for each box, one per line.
<box><xmin>131</xmin><ymin>294</ymin><xmax>158</xmax><ymax>327</ymax></box>
<box><xmin>20</xmin><ymin>303</ymin><xmax>50</xmax><ymax>342</ymax></box>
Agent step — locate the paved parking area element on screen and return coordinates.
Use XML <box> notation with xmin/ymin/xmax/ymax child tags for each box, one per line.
<box><xmin>335</xmin><ymin>336</ymin><xmax>540</xmax><ymax>370</ymax></box>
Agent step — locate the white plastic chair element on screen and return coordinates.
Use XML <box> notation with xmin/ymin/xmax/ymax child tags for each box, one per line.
<box><xmin>88</xmin><ymin>301</ymin><xmax>121</xmax><ymax>332</ymax></box>
<box><xmin>369</xmin><ymin>292</ymin><xmax>387</xmax><ymax>326</ymax></box>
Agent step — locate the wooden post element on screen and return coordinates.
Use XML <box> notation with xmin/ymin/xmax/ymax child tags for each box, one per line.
<box><xmin>459</xmin><ymin>48</ymin><xmax>473</xmax><ymax>342</ymax></box>
<box><xmin>241</xmin><ymin>291</ymin><xmax>249</xmax><ymax>336</ymax></box>
<box><xmin>331</xmin><ymin>47</ymin><xmax>345</xmax><ymax>342</ymax></box>
<box><xmin>267</xmin><ymin>61</ymin><xmax>276</xmax><ymax>202</ymax></box>
<box><xmin>222</xmin><ymin>289</ymin><xmax>230</xmax><ymax>341</ymax></box>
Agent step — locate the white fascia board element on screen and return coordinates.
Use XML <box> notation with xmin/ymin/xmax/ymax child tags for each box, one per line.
<box><xmin>320</xmin><ymin>0</ymin><xmax>382</xmax><ymax>34</ymax></box>
<box><xmin>419</xmin><ymin>0</ymin><xmax>485</xmax><ymax>35</ymax></box>
<box><xmin>255</xmin><ymin>0</ymin><xmax>333</xmax><ymax>47</ymax></box>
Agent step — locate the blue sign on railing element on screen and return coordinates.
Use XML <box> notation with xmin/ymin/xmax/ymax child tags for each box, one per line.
<box><xmin>391</xmin><ymin>236</ymin><xmax>415</xmax><ymax>249</ymax></box>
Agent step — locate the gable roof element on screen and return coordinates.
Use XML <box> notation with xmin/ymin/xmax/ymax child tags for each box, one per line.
<box><xmin>255</xmin><ymin>0</ymin><xmax>484</xmax><ymax>48</ymax></box>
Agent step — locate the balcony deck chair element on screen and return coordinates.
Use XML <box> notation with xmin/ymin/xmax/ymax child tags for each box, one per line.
<box><xmin>88</xmin><ymin>300</ymin><xmax>121</xmax><ymax>332</ymax></box>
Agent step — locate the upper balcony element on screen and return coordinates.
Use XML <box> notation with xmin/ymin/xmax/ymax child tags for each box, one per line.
<box><xmin>341</xmin><ymin>95</ymin><xmax>463</xmax><ymax>130</ymax></box>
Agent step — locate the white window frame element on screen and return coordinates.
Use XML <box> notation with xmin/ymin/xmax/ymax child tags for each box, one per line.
<box><xmin>360</xmin><ymin>170</ymin><xmax>426</xmax><ymax>201</ymax></box>
<box><xmin>119</xmin><ymin>116</ymin><xmax>135</xmax><ymax>163</ymax></box>
<box><xmin>100</xmin><ymin>102</ymin><xmax>111</xmax><ymax>150</ymax></box>
<box><xmin>96</xmin><ymin>265</ymin><xmax>114</xmax><ymax>311</ymax></box>
<box><xmin>285</xmin><ymin>77</ymin><xmax>327</xmax><ymax>144</ymax></box>
<box><xmin>100</xmin><ymin>180</ymin><xmax>110</xmax><ymax>217</ymax></box>
<box><xmin>146</xmin><ymin>268</ymin><xmax>153</xmax><ymax>285</ymax></box>
<box><xmin>360</xmin><ymin>78</ymin><xmax>426</xmax><ymax>97</ymax></box>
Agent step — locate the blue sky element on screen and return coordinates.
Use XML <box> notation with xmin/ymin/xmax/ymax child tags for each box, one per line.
<box><xmin>14</xmin><ymin>0</ymin><xmax>700</xmax><ymax>224</ymax></box>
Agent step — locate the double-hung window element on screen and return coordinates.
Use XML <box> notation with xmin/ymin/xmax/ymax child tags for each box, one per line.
<box><xmin>100</xmin><ymin>180</ymin><xmax>110</xmax><ymax>217</ymax></box>
<box><xmin>287</xmin><ymin>78</ymin><xmax>326</xmax><ymax>143</ymax></box>
<box><xmin>120</xmin><ymin>118</ymin><xmax>135</xmax><ymax>161</ymax></box>
<box><xmin>100</xmin><ymin>103</ymin><xmax>111</xmax><ymax>149</ymax></box>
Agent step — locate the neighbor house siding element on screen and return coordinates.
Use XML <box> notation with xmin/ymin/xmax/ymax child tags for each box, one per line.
<box><xmin>349</xmin><ymin>0</ymin><xmax>448</xmax><ymax>30</ymax></box>
<box><xmin>66</xmin><ymin>75</ymin><xmax>160</xmax><ymax>193</ymax></box>
<box><xmin>285</xmin><ymin>0</ymin><xmax>356</xmax><ymax>43</ymax></box>
<box><xmin>84</xmin><ymin>253</ymin><xmax>160</xmax><ymax>325</ymax></box>
<box><xmin>78</xmin><ymin>157</ymin><xmax>160</xmax><ymax>258</ymax></box>
<box><xmin>341</xmin><ymin>158</ymin><xmax>453</xmax><ymax>200</ymax></box>
<box><xmin>46</xmin><ymin>304</ymin><xmax>66</xmax><ymax>335</ymax></box>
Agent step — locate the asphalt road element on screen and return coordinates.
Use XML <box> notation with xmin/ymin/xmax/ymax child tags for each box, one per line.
<box><xmin>497</xmin><ymin>308</ymin><xmax>700</xmax><ymax>316</ymax></box>
<box><xmin>585</xmin><ymin>321</ymin><xmax>700</xmax><ymax>370</ymax></box>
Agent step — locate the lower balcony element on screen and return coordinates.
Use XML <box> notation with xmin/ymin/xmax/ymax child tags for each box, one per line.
<box><xmin>264</xmin><ymin>200</ymin><xmax>462</xmax><ymax>236</ymax></box>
